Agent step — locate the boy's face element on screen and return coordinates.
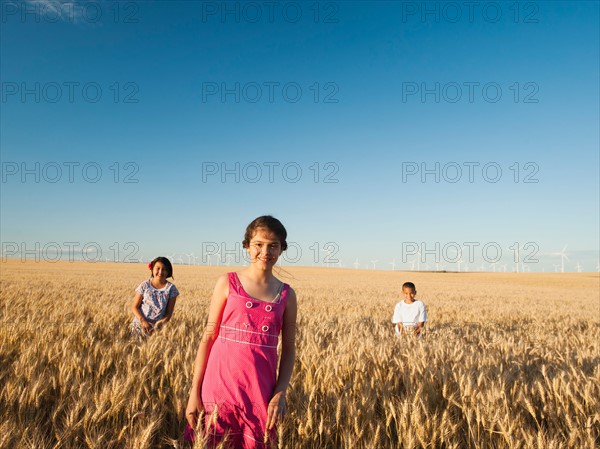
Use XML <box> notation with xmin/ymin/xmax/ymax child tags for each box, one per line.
<box><xmin>402</xmin><ymin>287</ymin><xmax>416</xmax><ymax>303</ymax></box>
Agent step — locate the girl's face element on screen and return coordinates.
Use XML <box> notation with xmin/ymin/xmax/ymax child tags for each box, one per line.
<box><xmin>402</xmin><ymin>287</ymin><xmax>416</xmax><ymax>303</ymax></box>
<box><xmin>247</xmin><ymin>228</ymin><xmax>282</xmax><ymax>269</ymax></box>
<box><xmin>152</xmin><ymin>261</ymin><xmax>169</xmax><ymax>280</ymax></box>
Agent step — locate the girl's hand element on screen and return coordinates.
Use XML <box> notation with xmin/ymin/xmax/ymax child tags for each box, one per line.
<box><xmin>185</xmin><ymin>391</ymin><xmax>203</xmax><ymax>429</ymax></box>
<box><xmin>154</xmin><ymin>318</ymin><xmax>167</xmax><ymax>331</ymax></box>
<box><xmin>141</xmin><ymin>319</ymin><xmax>154</xmax><ymax>335</ymax></box>
<box><xmin>266</xmin><ymin>391</ymin><xmax>286</xmax><ymax>430</ymax></box>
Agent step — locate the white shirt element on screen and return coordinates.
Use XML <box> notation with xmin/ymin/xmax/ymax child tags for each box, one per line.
<box><xmin>391</xmin><ymin>300</ymin><xmax>427</xmax><ymax>334</ymax></box>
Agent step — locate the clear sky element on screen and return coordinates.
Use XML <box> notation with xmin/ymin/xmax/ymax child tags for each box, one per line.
<box><xmin>1</xmin><ymin>0</ymin><xmax>599</xmax><ymax>272</ymax></box>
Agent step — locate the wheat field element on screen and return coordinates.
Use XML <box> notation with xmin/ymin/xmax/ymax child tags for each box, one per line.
<box><xmin>0</xmin><ymin>259</ymin><xmax>598</xmax><ymax>449</ymax></box>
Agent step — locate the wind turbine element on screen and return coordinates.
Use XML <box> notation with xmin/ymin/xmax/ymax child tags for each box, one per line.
<box><xmin>186</xmin><ymin>253</ymin><xmax>195</xmax><ymax>265</ymax></box>
<box><xmin>575</xmin><ymin>261</ymin><xmax>583</xmax><ymax>273</ymax></box>
<box><xmin>490</xmin><ymin>262</ymin><xmax>496</xmax><ymax>272</ymax></box>
<box><xmin>409</xmin><ymin>259</ymin><xmax>416</xmax><ymax>271</ymax></box>
<box><xmin>416</xmin><ymin>250</ymin><xmax>421</xmax><ymax>271</ymax></box>
<box><xmin>389</xmin><ymin>258</ymin><xmax>396</xmax><ymax>271</ymax></box>
<box><xmin>552</xmin><ymin>245</ymin><xmax>569</xmax><ymax>273</ymax></box>
<box><xmin>353</xmin><ymin>258</ymin><xmax>360</xmax><ymax>269</ymax></box>
<box><xmin>225</xmin><ymin>254</ymin><xmax>235</xmax><ymax>266</ymax></box>
<box><xmin>214</xmin><ymin>249</ymin><xmax>221</xmax><ymax>266</ymax></box>
<box><xmin>553</xmin><ymin>264</ymin><xmax>560</xmax><ymax>272</ymax></box>
<box><xmin>371</xmin><ymin>260</ymin><xmax>378</xmax><ymax>270</ymax></box>
<box><xmin>456</xmin><ymin>258</ymin><xmax>463</xmax><ymax>272</ymax></box>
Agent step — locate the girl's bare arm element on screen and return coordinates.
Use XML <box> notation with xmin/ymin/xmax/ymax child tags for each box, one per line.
<box><xmin>266</xmin><ymin>287</ymin><xmax>297</xmax><ymax>430</ymax></box>
<box><xmin>185</xmin><ymin>274</ymin><xmax>229</xmax><ymax>426</ymax></box>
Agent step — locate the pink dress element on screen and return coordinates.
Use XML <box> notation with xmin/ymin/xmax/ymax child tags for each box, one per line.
<box><xmin>185</xmin><ymin>272</ymin><xmax>289</xmax><ymax>448</ymax></box>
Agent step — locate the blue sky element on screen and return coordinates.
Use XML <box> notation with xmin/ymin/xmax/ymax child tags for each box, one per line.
<box><xmin>1</xmin><ymin>0</ymin><xmax>598</xmax><ymax>272</ymax></box>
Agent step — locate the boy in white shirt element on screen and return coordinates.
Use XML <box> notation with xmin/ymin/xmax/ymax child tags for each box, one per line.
<box><xmin>391</xmin><ymin>282</ymin><xmax>427</xmax><ymax>337</ymax></box>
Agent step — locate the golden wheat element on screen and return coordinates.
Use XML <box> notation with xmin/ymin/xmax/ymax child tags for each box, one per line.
<box><xmin>0</xmin><ymin>260</ymin><xmax>598</xmax><ymax>449</ymax></box>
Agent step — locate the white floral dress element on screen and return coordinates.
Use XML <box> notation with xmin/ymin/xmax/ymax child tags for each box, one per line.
<box><xmin>131</xmin><ymin>279</ymin><xmax>179</xmax><ymax>334</ymax></box>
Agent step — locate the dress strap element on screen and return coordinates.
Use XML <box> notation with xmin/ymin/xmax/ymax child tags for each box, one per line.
<box><xmin>228</xmin><ymin>272</ymin><xmax>241</xmax><ymax>295</ymax></box>
<box><xmin>278</xmin><ymin>282</ymin><xmax>290</xmax><ymax>303</ymax></box>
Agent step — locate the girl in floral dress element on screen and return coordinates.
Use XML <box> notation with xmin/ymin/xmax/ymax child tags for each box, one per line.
<box><xmin>131</xmin><ymin>256</ymin><xmax>179</xmax><ymax>336</ymax></box>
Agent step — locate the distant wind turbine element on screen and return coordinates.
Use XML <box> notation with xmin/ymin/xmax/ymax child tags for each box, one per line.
<box><xmin>371</xmin><ymin>260</ymin><xmax>378</xmax><ymax>270</ymax></box>
<box><xmin>353</xmin><ymin>258</ymin><xmax>360</xmax><ymax>269</ymax></box>
<box><xmin>389</xmin><ymin>258</ymin><xmax>396</xmax><ymax>271</ymax></box>
<box><xmin>552</xmin><ymin>245</ymin><xmax>569</xmax><ymax>273</ymax></box>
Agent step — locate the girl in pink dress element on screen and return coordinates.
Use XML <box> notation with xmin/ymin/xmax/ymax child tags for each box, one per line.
<box><xmin>185</xmin><ymin>216</ymin><xmax>298</xmax><ymax>449</ymax></box>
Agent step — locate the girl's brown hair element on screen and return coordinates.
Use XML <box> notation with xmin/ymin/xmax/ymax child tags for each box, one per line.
<box><xmin>149</xmin><ymin>256</ymin><xmax>174</xmax><ymax>279</ymax></box>
<box><xmin>242</xmin><ymin>215</ymin><xmax>288</xmax><ymax>251</ymax></box>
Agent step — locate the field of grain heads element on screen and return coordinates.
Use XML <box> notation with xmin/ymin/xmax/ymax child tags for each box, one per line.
<box><xmin>0</xmin><ymin>260</ymin><xmax>598</xmax><ymax>449</ymax></box>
